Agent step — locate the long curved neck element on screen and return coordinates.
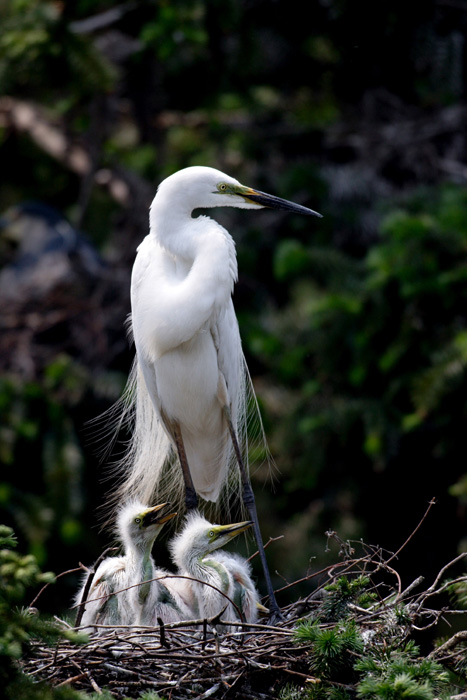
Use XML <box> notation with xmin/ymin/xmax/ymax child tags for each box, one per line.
<box><xmin>202</xmin><ymin>556</ymin><xmax>230</xmax><ymax>591</ymax></box>
<box><xmin>184</xmin><ymin>551</ymin><xmax>230</xmax><ymax>591</ymax></box>
<box><xmin>127</xmin><ymin>540</ymin><xmax>156</xmax><ymax>604</ymax></box>
<box><xmin>150</xmin><ymin>202</ymin><xmax>194</xmax><ymax>258</ymax></box>
<box><xmin>151</xmin><ymin>211</ymin><xmax>238</xmax><ymax>315</ymax></box>
<box><xmin>150</xmin><ymin>191</ymin><xmax>237</xmax><ymax>270</ymax></box>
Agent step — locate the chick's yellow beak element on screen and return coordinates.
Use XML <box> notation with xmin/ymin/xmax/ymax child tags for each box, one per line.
<box><xmin>143</xmin><ymin>503</ymin><xmax>177</xmax><ymax>526</ymax></box>
<box><xmin>215</xmin><ymin>520</ymin><xmax>254</xmax><ymax>540</ymax></box>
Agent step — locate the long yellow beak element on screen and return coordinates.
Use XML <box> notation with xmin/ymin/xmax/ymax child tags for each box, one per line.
<box><xmin>215</xmin><ymin>520</ymin><xmax>253</xmax><ymax>539</ymax></box>
<box><xmin>144</xmin><ymin>503</ymin><xmax>177</xmax><ymax>526</ymax></box>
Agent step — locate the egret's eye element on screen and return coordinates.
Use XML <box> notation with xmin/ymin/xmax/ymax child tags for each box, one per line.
<box><xmin>134</xmin><ymin>517</ymin><xmax>141</xmax><ymax>524</ymax></box>
<box><xmin>217</xmin><ymin>183</ymin><xmax>228</xmax><ymax>192</ymax></box>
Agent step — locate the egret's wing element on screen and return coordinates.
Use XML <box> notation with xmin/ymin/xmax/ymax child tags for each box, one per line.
<box><xmin>211</xmin><ymin>551</ymin><xmax>259</xmax><ymax>623</ymax></box>
<box><xmin>148</xmin><ymin>568</ymin><xmax>196</xmax><ymax>623</ymax></box>
<box><xmin>212</xmin><ymin>301</ymin><xmax>243</xmax><ymax>414</ymax></box>
<box><xmin>138</xmin><ymin>352</ymin><xmax>162</xmax><ymax>416</ymax></box>
<box><xmin>77</xmin><ymin>557</ymin><xmax>126</xmax><ymax>628</ymax></box>
<box><xmin>213</xmin><ymin>302</ymin><xmax>272</xmax><ymax>518</ymax></box>
<box><xmin>131</xmin><ymin>229</ymin><xmax>235</xmax><ymax>359</ymax></box>
<box><xmin>160</xmin><ymin>572</ymin><xmax>198</xmax><ymax>619</ymax></box>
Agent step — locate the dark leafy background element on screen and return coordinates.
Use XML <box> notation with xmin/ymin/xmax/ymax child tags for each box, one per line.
<box><xmin>0</xmin><ymin>0</ymin><xmax>466</xmax><ymax>616</ymax></box>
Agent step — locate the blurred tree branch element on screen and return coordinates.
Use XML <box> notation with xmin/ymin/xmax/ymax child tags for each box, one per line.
<box><xmin>0</xmin><ymin>96</ymin><xmax>131</xmax><ymax>206</ymax></box>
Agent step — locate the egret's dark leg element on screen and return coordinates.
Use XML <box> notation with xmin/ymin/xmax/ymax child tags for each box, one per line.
<box><xmin>222</xmin><ymin>405</ymin><xmax>283</xmax><ymax>623</ymax></box>
<box><xmin>172</xmin><ymin>421</ymin><xmax>198</xmax><ymax>511</ymax></box>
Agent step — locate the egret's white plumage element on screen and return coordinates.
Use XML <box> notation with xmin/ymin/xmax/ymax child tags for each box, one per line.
<box><xmin>170</xmin><ymin>511</ymin><xmax>258</xmax><ymax>630</ymax></box>
<box><xmin>76</xmin><ymin>501</ymin><xmax>191</xmax><ymax>631</ymax></box>
<box><xmin>109</xmin><ymin>166</ymin><xmax>321</xmax><ymax>619</ymax></box>
<box><xmin>117</xmin><ymin>168</ymin><xmax>250</xmax><ymax>512</ymax></box>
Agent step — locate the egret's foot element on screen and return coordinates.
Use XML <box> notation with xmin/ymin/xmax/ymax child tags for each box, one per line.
<box><xmin>267</xmin><ymin>603</ymin><xmax>284</xmax><ymax>626</ymax></box>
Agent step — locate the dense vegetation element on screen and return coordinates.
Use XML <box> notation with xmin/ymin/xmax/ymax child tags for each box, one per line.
<box><xmin>0</xmin><ymin>0</ymin><xmax>466</xmax><ymax>696</ymax></box>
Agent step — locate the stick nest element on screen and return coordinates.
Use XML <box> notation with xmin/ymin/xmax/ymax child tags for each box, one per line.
<box><xmin>23</xmin><ymin>606</ymin><xmax>314</xmax><ymax>699</ymax></box>
<box><xmin>21</xmin><ymin>520</ymin><xmax>467</xmax><ymax>700</ymax></box>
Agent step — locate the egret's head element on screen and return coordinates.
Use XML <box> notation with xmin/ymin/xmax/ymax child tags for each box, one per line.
<box><xmin>117</xmin><ymin>501</ymin><xmax>177</xmax><ymax>551</ymax></box>
<box><xmin>170</xmin><ymin>511</ymin><xmax>253</xmax><ymax>565</ymax></box>
<box><xmin>152</xmin><ymin>166</ymin><xmax>322</xmax><ymax>217</ymax></box>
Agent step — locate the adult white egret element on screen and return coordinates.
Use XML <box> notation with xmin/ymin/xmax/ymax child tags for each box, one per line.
<box><xmin>76</xmin><ymin>501</ymin><xmax>189</xmax><ymax>630</ymax></box>
<box><xmin>113</xmin><ymin>165</ymin><xmax>321</xmax><ymax>621</ymax></box>
<box><xmin>170</xmin><ymin>511</ymin><xmax>257</xmax><ymax>629</ymax></box>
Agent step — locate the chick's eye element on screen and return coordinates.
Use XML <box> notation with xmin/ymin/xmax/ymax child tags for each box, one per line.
<box><xmin>134</xmin><ymin>518</ymin><xmax>141</xmax><ymax>524</ymax></box>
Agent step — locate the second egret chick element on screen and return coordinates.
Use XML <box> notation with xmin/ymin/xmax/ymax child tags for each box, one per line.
<box><xmin>170</xmin><ymin>512</ymin><xmax>256</xmax><ymax>630</ymax></box>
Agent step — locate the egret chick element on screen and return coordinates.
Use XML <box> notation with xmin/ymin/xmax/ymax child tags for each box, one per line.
<box><xmin>170</xmin><ymin>512</ymin><xmax>257</xmax><ymax>630</ymax></box>
<box><xmin>76</xmin><ymin>502</ymin><xmax>185</xmax><ymax>631</ymax></box>
<box><xmin>114</xmin><ymin>165</ymin><xmax>322</xmax><ymax>620</ymax></box>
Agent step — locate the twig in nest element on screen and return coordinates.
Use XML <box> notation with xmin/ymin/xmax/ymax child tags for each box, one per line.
<box><xmin>158</xmin><ymin>616</ymin><xmax>170</xmax><ymax>648</ymax></box>
<box><xmin>429</xmin><ymin>630</ymin><xmax>467</xmax><ymax>658</ymax></box>
<box><xmin>71</xmin><ymin>659</ymin><xmax>102</xmax><ymax>695</ymax></box>
<box><xmin>325</xmin><ymin>530</ymin><xmax>355</xmax><ymax>559</ymax></box>
<box><xmin>75</xmin><ymin>547</ymin><xmax>118</xmax><ymax>627</ymax></box>
<box><xmin>387</xmin><ymin>497</ymin><xmax>437</xmax><ymax>565</ymax></box>
<box><xmin>29</xmin><ymin>566</ymin><xmax>83</xmax><ymax>608</ymax></box>
<box><xmin>397</xmin><ymin>576</ymin><xmax>425</xmax><ymax>601</ymax></box>
<box><xmin>246</xmin><ymin>535</ymin><xmax>284</xmax><ymax>563</ymax></box>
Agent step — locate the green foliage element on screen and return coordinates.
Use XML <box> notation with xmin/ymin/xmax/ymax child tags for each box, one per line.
<box><xmin>448</xmin><ymin>574</ymin><xmax>467</xmax><ymax>609</ymax></box>
<box><xmin>296</xmin><ymin>618</ymin><xmax>363</xmax><ymax>679</ymax></box>
<box><xmin>274</xmin><ymin>241</ymin><xmax>364</xmax><ymax>294</ymax></box>
<box><xmin>140</xmin><ymin>1</ymin><xmax>208</xmax><ymax>63</ymax></box>
<box><xmin>0</xmin><ymin>531</ymin><xmax>54</xmax><ymax>606</ymax></box>
<box><xmin>355</xmin><ymin>644</ymin><xmax>449</xmax><ymax>700</ymax></box>
<box><xmin>0</xmin><ymin>370</ymin><xmax>87</xmax><ymax>566</ymax></box>
<box><xmin>321</xmin><ymin>576</ymin><xmax>375</xmax><ymax>622</ymax></box>
<box><xmin>0</xmin><ymin>0</ymin><xmax>116</xmax><ymax>99</ymax></box>
<box><xmin>262</xmin><ymin>184</ymin><xmax>467</xmax><ymax>543</ymax></box>
<box><xmin>279</xmin><ymin>685</ymin><xmax>307</xmax><ymax>700</ymax></box>
<box><xmin>0</xmin><ymin>524</ymin><xmax>86</xmax><ymax>698</ymax></box>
